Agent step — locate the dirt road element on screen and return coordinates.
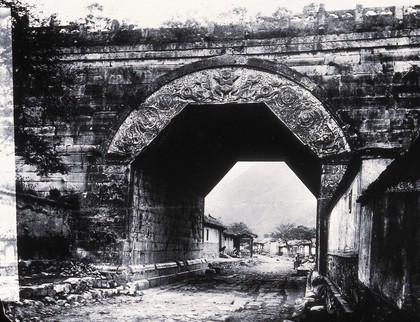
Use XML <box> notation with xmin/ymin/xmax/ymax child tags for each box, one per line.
<box><xmin>9</xmin><ymin>255</ymin><xmax>307</xmax><ymax>321</ymax></box>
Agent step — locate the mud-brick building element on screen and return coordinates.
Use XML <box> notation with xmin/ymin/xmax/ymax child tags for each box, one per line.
<box><xmin>327</xmin><ymin>136</ymin><xmax>420</xmax><ymax>320</ymax></box>
<box><xmin>202</xmin><ymin>215</ymin><xmax>225</xmax><ymax>258</ymax></box>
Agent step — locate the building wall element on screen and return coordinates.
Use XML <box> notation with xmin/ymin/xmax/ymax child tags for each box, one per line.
<box><xmin>268</xmin><ymin>242</ymin><xmax>280</xmax><ymax>255</ymax></box>
<box><xmin>204</xmin><ymin>226</ymin><xmax>220</xmax><ymax>244</ymax></box>
<box><xmin>362</xmin><ymin>191</ymin><xmax>420</xmax><ymax>312</ymax></box>
<box><xmin>203</xmin><ymin>226</ymin><xmax>220</xmax><ymax>258</ymax></box>
<box><xmin>327</xmin><ymin>158</ymin><xmax>392</xmax><ymax>304</ymax></box>
<box><xmin>222</xmin><ymin>235</ymin><xmax>234</xmax><ymax>253</ymax></box>
<box><xmin>328</xmin><ymin>172</ymin><xmax>361</xmax><ymax>254</ymax></box>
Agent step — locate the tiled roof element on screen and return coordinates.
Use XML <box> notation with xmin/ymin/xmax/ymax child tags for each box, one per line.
<box><xmin>223</xmin><ymin>228</ymin><xmax>257</xmax><ymax>239</ymax></box>
<box><xmin>203</xmin><ymin>215</ymin><xmax>226</xmax><ymax>229</ymax></box>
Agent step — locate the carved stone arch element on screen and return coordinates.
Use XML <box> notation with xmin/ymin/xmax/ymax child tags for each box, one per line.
<box><xmin>103</xmin><ymin>56</ymin><xmax>352</xmax><ymax>160</ymax></box>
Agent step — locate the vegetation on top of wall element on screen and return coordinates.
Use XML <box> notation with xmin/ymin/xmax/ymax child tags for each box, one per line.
<box><xmin>21</xmin><ymin>3</ymin><xmax>420</xmax><ymax>48</ymax></box>
<box><xmin>3</xmin><ymin>0</ymin><xmax>420</xmax><ymax>178</ymax></box>
<box><xmin>0</xmin><ymin>0</ymin><xmax>84</xmax><ymax>176</ymax></box>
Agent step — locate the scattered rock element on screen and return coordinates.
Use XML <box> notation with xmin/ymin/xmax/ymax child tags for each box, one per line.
<box><xmin>56</xmin><ymin>300</ymin><xmax>67</xmax><ymax>306</ymax></box>
<box><xmin>310</xmin><ymin>305</ymin><xmax>325</xmax><ymax>312</ymax></box>
<box><xmin>53</xmin><ymin>283</ymin><xmax>71</xmax><ymax>294</ymax></box>
<box><xmin>43</xmin><ymin>297</ymin><xmax>56</xmax><ymax>304</ymax></box>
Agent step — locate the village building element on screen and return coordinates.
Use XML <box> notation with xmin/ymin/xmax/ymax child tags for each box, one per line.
<box><xmin>202</xmin><ymin>216</ymin><xmax>257</xmax><ymax>259</ymax></box>
<box><xmin>221</xmin><ymin>227</ymin><xmax>257</xmax><ymax>258</ymax></box>
<box><xmin>202</xmin><ymin>215</ymin><xmax>226</xmax><ymax>259</ymax></box>
<box><xmin>221</xmin><ymin>229</ymin><xmax>235</xmax><ymax>255</ymax></box>
<box><xmin>253</xmin><ymin>237</ymin><xmax>280</xmax><ymax>255</ymax></box>
<box><xmin>325</xmin><ymin>136</ymin><xmax>420</xmax><ymax>319</ymax></box>
<box><xmin>254</xmin><ymin>238</ymin><xmax>315</xmax><ymax>257</ymax></box>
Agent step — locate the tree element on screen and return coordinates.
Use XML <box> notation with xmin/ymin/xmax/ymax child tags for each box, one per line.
<box><xmin>268</xmin><ymin>223</ymin><xmax>316</xmax><ymax>245</ymax></box>
<box><xmin>217</xmin><ymin>7</ymin><xmax>248</xmax><ymax>25</ymax></box>
<box><xmin>85</xmin><ymin>2</ymin><xmax>111</xmax><ymax>32</ymax></box>
<box><xmin>272</xmin><ymin>7</ymin><xmax>292</xmax><ymax>20</ymax></box>
<box><xmin>2</xmin><ymin>0</ymin><xmax>80</xmax><ymax>176</ymax></box>
<box><xmin>227</xmin><ymin>222</ymin><xmax>256</xmax><ymax>236</ymax></box>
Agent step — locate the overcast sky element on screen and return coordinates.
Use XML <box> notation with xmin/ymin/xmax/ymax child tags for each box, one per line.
<box><xmin>205</xmin><ymin>162</ymin><xmax>317</xmax><ymax>237</ymax></box>
<box><xmin>25</xmin><ymin>0</ymin><xmax>420</xmax><ymax>27</ymax></box>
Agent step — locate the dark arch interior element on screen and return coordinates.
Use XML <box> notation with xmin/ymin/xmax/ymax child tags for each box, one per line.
<box><xmin>132</xmin><ymin>103</ymin><xmax>322</xmax><ymax>197</ymax></box>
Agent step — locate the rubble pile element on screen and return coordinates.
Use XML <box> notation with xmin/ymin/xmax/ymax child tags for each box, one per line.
<box><xmin>4</xmin><ymin>261</ymin><xmax>148</xmax><ymax>321</ymax></box>
<box><xmin>17</xmin><ymin>260</ymin><xmax>148</xmax><ymax>302</ymax></box>
<box><xmin>18</xmin><ymin>260</ymin><xmax>101</xmax><ymax>280</ymax></box>
<box><xmin>286</xmin><ymin>271</ymin><xmax>338</xmax><ymax>322</ymax></box>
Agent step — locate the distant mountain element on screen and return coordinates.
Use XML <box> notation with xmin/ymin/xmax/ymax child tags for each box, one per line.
<box><xmin>205</xmin><ymin>162</ymin><xmax>316</xmax><ymax>237</ymax></box>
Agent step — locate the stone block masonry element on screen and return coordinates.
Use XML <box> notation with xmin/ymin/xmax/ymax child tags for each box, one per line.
<box><xmin>10</xmin><ymin>4</ymin><xmax>420</xmax><ymax>302</ymax></box>
<box><xmin>129</xmin><ymin>167</ymin><xmax>204</xmax><ymax>265</ymax></box>
<box><xmin>16</xmin><ymin>193</ymin><xmax>75</xmax><ymax>260</ymax></box>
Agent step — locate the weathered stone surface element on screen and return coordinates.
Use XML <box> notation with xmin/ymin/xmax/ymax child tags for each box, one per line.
<box><xmin>16</xmin><ymin>194</ymin><xmax>75</xmax><ymax>260</ymax></box>
<box><xmin>128</xmin><ymin>168</ymin><xmax>204</xmax><ymax>264</ymax></box>
<box><xmin>9</xmin><ymin>7</ymin><xmax>420</xmax><ymax>318</ymax></box>
<box><xmin>107</xmin><ymin>66</ymin><xmax>350</xmax><ymax>159</ymax></box>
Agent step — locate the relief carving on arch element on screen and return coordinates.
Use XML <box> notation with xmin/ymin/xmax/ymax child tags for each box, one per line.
<box><xmin>108</xmin><ymin>68</ymin><xmax>350</xmax><ymax>158</ymax></box>
<box><xmin>320</xmin><ymin>164</ymin><xmax>348</xmax><ymax>198</ymax></box>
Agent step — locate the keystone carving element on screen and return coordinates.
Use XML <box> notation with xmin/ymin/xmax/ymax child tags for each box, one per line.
<box><xmin>107</xmin><ymin>67</ymin><xmax>350</xmax><ymax>158</ymax></box>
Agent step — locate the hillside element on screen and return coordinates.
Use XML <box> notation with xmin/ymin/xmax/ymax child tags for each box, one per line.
<box><xmin>205</xmin><ymin>162</ymin><xmax>317</xmax><ymax>237</ymax></box>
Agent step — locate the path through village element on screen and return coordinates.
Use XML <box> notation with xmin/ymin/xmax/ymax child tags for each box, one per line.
<box><xmin>8</xmin><ymin>255</ymin><xmax>311</xmax><ymax>322</ymax></box>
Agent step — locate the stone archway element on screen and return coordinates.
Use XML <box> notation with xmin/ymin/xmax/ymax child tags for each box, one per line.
<box><xmin>104</xmin><ymin>56</ymin><xmax>351</xmax><ymax>160</ymax></box>
<box><xmin>102</xmin><ymin>56</ymin><xmax>352</xmax><ymax>266</ymax></box>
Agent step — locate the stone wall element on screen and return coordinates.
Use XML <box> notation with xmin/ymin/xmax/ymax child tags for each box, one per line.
<box><xmin>16</xmin><ymin>193</ymin><xmax>75</xmax><ymax>260</ymax></box>
<box><xmin>327</xmin><ymin>253</ymin><xmax>359</xmax><ymax>304</ymax></box>
<box><xmin>75</xmin><ymin>162</ymin><xmax>130</xmax><ymax>264</ymax></box>
<box><xmin>12</xmin><ymin>4</ymin><xmax>420</xmax><ymax>274</ymax></box>
<box><xmin>18</xmin><ymin>12</ymin><xmax>420</xmax><ymax>198</ymax></box>
<box><xmin>363</xmin><ymin>192</ymin><xmax>420</xmax><ymax>312</ymax></box>
<box><xmin>129</xmin><ymin>166</ymin><xmax>203</xmax><ymax>264</ymax></box>
<box><xmin>56</xmin><ymin>26</ymin><xmax>420</xmax><ymax>269</ymax></box>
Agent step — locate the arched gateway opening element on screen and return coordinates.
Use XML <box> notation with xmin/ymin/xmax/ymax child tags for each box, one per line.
<box><xmin>103</xmin><ymin>56</ymin><xmax>351</xmax><ymax>268</ymax></box>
